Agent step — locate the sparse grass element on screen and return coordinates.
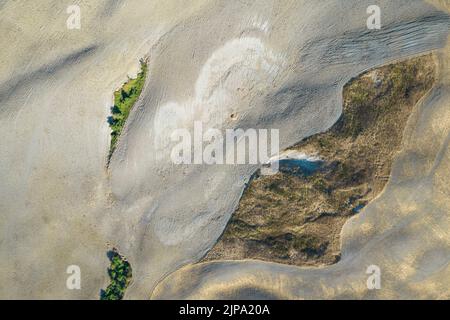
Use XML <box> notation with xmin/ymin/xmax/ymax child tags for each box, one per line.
<box><xmin>108</xmin><ymin>59</ymin><xmax>148</xmax><ymax>161</ymax></box>
<box><xmin>100</xmin><ymin>249</ymin><xmax>132</xmax><ymax>300</ymax></box>
<box><xmin>203</xmin><ymin>54</ymin><xmax>436</xmax><ymax>267</ymax></box>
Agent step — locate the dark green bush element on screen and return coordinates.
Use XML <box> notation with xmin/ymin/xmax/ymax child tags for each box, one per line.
<box><xmin>108</xmin><ymin>59</ymin><xmax>148</xmax><ymax>160</ymax></box>
<box><xmin>100</xmin><ymin>249</ymin><xmax>132</xmax><ymax>300</ymax></box>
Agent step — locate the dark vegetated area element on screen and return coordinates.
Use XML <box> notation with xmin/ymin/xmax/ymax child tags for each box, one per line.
<box><xmin>108</xmin><ymin>59</ymin><xmax>147</xmax><ymax>161</ymax></box>
<box><xmin>203</xmin><ymin>55</ymin><xmax>436</xmax><ymax>266</ymax></box>
<box><xmin>100</xmin><ymin>249</ymin><xmax>132</xmax><ymax>300</ymax></box>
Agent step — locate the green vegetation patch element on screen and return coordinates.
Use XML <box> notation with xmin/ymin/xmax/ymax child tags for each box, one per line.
<box><xmin>100</xmin><ymin>249</ymin><xmax>132</xmax><ymax>300</ymax></box>
<box><xmin>108</xmin><ymin>59</ymin><xmax>148</xmax><ymax>161</ymax></box>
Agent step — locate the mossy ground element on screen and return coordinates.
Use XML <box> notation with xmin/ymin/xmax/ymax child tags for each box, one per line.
<box><xmin>100</xmin><ymin>249</ymin><xmax>132</xmax><ymax>300</ymax></box>
<box><xmin>203</xmin><ymin>54</ymin><xmax>436</xmax><ymax>266</ymax></box>
<box><xmin>108</xmin><ymin>59</ymin><xmax>147</xmax><ymax>161</ymax></box>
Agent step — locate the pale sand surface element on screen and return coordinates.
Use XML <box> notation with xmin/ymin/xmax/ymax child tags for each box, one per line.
<box><xmin>0</xmin><ymin>0</ymin><xmax>448</xmax><ymax>299</ymax></box>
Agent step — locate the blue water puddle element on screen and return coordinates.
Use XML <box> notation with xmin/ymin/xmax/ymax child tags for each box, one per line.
<box><xmin>352</xmin><ymin>203</ymin><xmax>366</xmax><ymax>213</ymax></box>
<box><xmin>279</xmin><ymin>158</ymin><xmax>325</xmax><ymax>177</ymax></box>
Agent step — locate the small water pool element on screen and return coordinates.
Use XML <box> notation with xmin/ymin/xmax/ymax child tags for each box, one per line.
<box><xmin>269</xmin><ymin>151</ymin><xmax>325</xmax><ymax>177</ymax></box>
<box><xmin>279</xmin><ymin>158</ymin><xmax>324</xmax><ymax>176</ymax></box>
<box><xmin>352</xmin><ymin>204</ymin><xmax>366</xmax><ymax>213</ymax></box>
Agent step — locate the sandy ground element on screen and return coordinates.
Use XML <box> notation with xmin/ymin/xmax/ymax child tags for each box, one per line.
<box><xmin>0</xmin><ymin>0</ymin><xmax>449</xmax><ymax>299</ymax></box>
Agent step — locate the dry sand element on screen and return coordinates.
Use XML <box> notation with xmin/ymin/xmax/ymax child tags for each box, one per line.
<box><xmin>0</xmin><ymin>0</ymin><xmax>449</xmax><ymax>299</ymax></box>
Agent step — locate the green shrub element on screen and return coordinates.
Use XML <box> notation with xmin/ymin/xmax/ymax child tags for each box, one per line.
<box><xmin>100</xmin><ymin>249</ymin><xmax>132</xmax><ymax>300</ymax></box>
<box><xmin>108</xmin><ymin>59</ymin><xmax>148</xmax><ymax>160</ymax></box>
